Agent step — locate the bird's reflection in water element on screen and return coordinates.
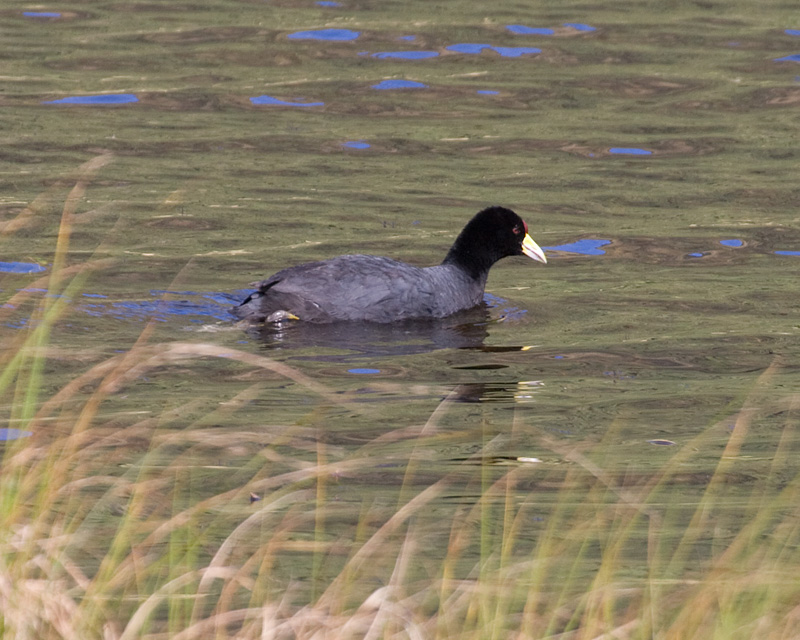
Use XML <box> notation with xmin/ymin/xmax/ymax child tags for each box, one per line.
<box><xmin>244</xmin><ymin>305</ymin><xmax>494</xmax><ymax>359</ymax></box>
<box><xmin>238</xmin><ymin>307</ymin><xmax>545</xmax><ymax>407</ymax></box>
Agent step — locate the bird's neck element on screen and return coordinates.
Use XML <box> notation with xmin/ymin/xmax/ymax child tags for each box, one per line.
<box><xmin>442</xmin><ymin>242</ymin><xmax>494</xmax><ymax>281</ymax></box>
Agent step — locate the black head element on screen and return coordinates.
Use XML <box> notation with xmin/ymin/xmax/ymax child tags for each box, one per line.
<box><xmin>442</xmin><ymin>206</ymin><xmax>546</xmax><ymax>279</ymax></box>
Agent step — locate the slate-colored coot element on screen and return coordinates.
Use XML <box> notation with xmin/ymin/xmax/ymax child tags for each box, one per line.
<box><xmin>232</xmin><ymin>206</ymin><xmax>547</xmax><ymax>324</ymax></box>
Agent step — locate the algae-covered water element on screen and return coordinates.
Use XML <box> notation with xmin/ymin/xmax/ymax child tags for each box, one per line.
<box><xmin>2</xmin><ymin>0</ymin><xmax>800</xmax><ymax>635</ymax></box>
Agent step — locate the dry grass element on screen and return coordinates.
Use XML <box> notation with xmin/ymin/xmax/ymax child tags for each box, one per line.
<box><xmin>2</xmin><ymin>157</ymin><xmax>800</xmax><ymax>639</ymax></box>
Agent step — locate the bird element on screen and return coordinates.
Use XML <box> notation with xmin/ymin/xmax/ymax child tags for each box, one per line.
<box><xmin>231</xmin><ymin>206</ymin><xmax>546</xmax><ymax>324</ymax></box>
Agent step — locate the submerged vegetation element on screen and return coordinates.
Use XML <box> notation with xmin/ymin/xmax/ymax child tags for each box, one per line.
<box><xmin>2</xmin><ymin>159</ymin><xmax>800</xmax><ymax>639</ymax></box>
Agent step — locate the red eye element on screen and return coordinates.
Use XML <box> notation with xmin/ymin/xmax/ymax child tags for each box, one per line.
<box><xmin>513</xmin><ymin>225</ymin><xmax>523</xmax><ymax>235</ymax></box>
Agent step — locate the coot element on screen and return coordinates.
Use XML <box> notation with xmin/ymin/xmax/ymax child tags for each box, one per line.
<box><xmin>232</xmin><ymin>206</ymin><xmax>546</xmax><ymax>323</ymax></box>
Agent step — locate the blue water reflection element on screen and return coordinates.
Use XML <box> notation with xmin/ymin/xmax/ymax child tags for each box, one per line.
<box><xmin>774</xmin><ymin>250</ymin><xmax>800</xmax><ymax>256</ymax></box>
<box><xmin>507</xmin><ymin>23</ymin><xmax>595</xmax><ymax>34</ymax></box>
<box><xmin>372</xmin><ymin>79</ymin><xmax>428</xmax><ymax>90</ymax></box>
<box><xmin>0</xmin><ymin>261</ymin><xmax>46</xmax><ymax>273</ymax></box>
<box><xmin>564</xmin><ymin>23</ymin><xmax>597</xmax><ymax>31</ymax></box>
<box><xmin>0</xmin><ymin>428</ymin><xmax>33</xmax><ymax>441</ymax></box>
<box><xmin>371</xmin><ymin>51</ymin><xmax>439</xmax><ymax>59</ymax></box>
<box><xmin>288</xmin><ymin>28</ymin><xmax>359</xmax><ymax>41</ymax></box>
<box><xmin>75</xmin><ymin>291</ymin><xmax>239</xmax><ymax>323</ymax></box>
<box><xmin>719</xmin><ymin>239</ymin><xmax>744</xmax><ymax>248</ymax></box>
<box><xmin>447</xmin><ymin>43</ymin><xmax>492</xmax><ymax>54</ymax></box>
<box><xmin>446</xmin><ymin>43</ymin><xmax>541</xmax><ymax>57</ymax></box>
<box><xmin>250</xmin><ymin>95</ymin><xmax>324</xmax><ymax>107</ymax></box>
<box><xmin>493</xmin><ymin>46</ymin><xmax>541</xmax><ymax>57</ymax></box>
<box><xmin>348</xmin><ymin>368</ymin><xmax>381</xmax><ymax>374</ymax></box>
<box><xmin>342</xmin><ymin>140</ymin><xmax>370</xmax><ymax>149</ymax></box>
<box><xmin>506</xmin><ymin>25</ymin><xmax>555</xmax><ymax>35</ymax></box>
<box><xmin>42</xmin><ymin>94</ymin><xmax>138</xmax><ymax>105</ymax></box>
<box><xmin>609</xmin><ymin>147</ymin><xmax>652</xmax><ymax>155</ymax></box>
<box><xmin>23</xmin><ymin>11</ymin><xmax>61</xmax><ymax>18</ymax></box>
<box><xmin>775</xmin><ymin>54</ymin><xmax>800</xmax><ymax>62</ymax></box>
<box><xmin>544</xmin><ymin>239</ymin><xmax>611</xmax><ymax>255</ymax></box>
<box><xmin>483</xmin><ymin>293</ymin><xmax>527</xmax><ymax>321</ymax></box>
<box><xmin>477</xmin><ymin>90</ymin><xmax>500</xmax><ymax>95</ymax></box>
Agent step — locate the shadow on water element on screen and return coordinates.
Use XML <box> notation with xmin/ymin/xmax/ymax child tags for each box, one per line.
<box><xmin>229</xmin><ymin>290</ymin><xmax>535</xmax><ymax>360</ymax></box>
<box><xmin>243</xmin><ymin>305</ymin><xmax>492</xmax><ymax>359</ymax></box>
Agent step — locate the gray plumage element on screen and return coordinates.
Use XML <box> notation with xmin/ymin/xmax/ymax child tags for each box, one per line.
<box><xmin>232</xmin><ymin>206</ymin><xmax>546</xmax><ymax>324</ymax></box>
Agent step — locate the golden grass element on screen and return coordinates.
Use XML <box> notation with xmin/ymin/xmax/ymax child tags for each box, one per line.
<box><xmin>2</xmin><ymin>157</ymin><xmax>800</xmax><ymax>639</ymax></box>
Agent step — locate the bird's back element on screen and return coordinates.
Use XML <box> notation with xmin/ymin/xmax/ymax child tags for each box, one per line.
<box><xmin>233</xmin><ymin>254</ymin><xmax>484</xmax><ymax>323</ymax></box>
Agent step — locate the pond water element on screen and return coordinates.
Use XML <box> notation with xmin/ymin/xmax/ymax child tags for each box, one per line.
<box><xmin>2</xmin><ymin>0</ymin><xmax>800</xmax><ymax>636</ymax></box>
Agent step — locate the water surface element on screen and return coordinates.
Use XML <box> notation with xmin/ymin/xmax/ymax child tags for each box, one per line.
<box><xmin>3</xmin><ymin>0</ymin><xmax>800</xmax><ymax>634</ymax></box>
